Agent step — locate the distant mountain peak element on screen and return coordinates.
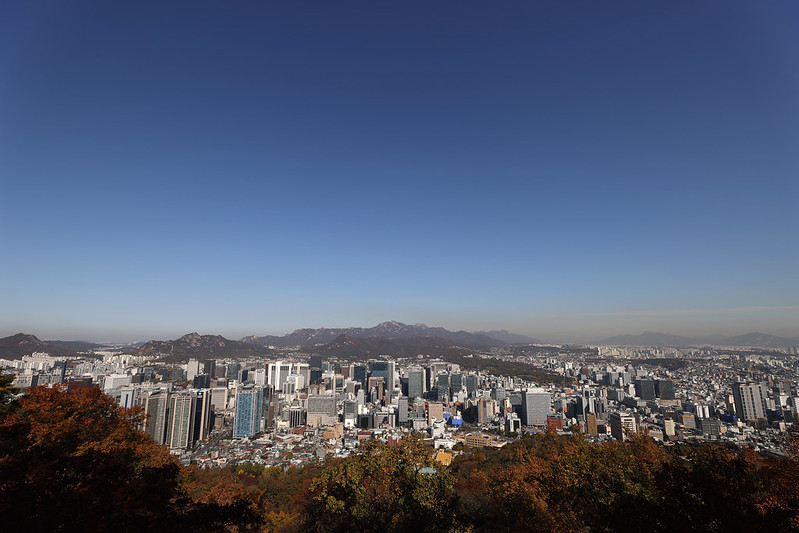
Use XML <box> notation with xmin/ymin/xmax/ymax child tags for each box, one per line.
<box><xmin>243</xmin><ymin>322</ymin><xmax>510</xmax><ymax>349</ymax></box>
<box><xmin>5</xmin><ymin>333</ymin><xmax>44</xmax><ymax>344</ymax></box>
<box><xmin>135</xmin><ymin>332</ymin><xmax>271</xmax><ymax>362</ymax></box>
<box><xmin>0</xmin><ymin>333</ymin><xmax>100</xmax><ymax>359</ymax></box>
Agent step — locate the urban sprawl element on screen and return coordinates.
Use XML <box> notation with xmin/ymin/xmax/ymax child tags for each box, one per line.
<box><xmin>4</xmin><ymin>343</ymin><xmax>797</xmax><ymax>467</ymax></box>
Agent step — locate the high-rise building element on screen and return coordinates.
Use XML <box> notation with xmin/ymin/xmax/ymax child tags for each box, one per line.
<box><xmin>343</xmin><ymin>399</ymin><xmax>358</xmax><ymax>422</ymax></box>
<box><xmin>119</xmin><ymin>386</ymin><xmax>138</xmax><ymax>409</ymax></box>
<box><xmin>369</xmin><ymin>361</ymin><xmax>395</xmax><ymax>393</ymax></box>
<box><xmin>586</xmin><ymin>413</ymin><xmax>599</xmax><ymax>437</ymax></box>
<box><xmin>268</xmin><ymin>362</ymin><xmax>292</xmax><ymax>390</ymax></box>
<box><xmin>407</xmin><ymin>367</ymin><xmax>425</xmax><ymax>399</ymax></box>
<box><xmin>655</xmin><ymin>380</ymin><xmax>675</xmax><ymax>400</ymax></box>
<box><xmin>609</xmin><ymin>412</ymin><xmax>636</xmax><ymax>441</ymax></box>
<box><xmin>477</xmin><ymin>397</ymin><xmax>495</xmax><ymax>425</ymax></box>
<box><xmin>168</xmin><ymin>392</ymin><xmax>196</xmax><ymax>449</ymax></box>
<box><xmin>450</xmin><ymin>372</ymin><xmax>463</xmax><ymax>396</ymax></box>
<box><xmin>186</xmin><ymin>359</ymin><xmax>201</xmax><ymax>382</ymax></box>
<box><xmin>577</xmin><ymin>388</ymin><xmax>596</xmax><ymax>416</ymax></box>
<box><xmin>193</xmin><ymin>374</ymin><xmax>211</xmax><ymax>389</ymax></box>
<box><xmin>634</xmin><ymin>379</ymin><xmax>656</xmax><ymax>400</ymax></box>
<box><xmin>397</xmin><ymin>396</ymin><xmax>409</xmax><ymax>425</ymax></box>
<box><xmin>288</xmin><ymin>404</ymin><xmax>304</xmax><ymax>427</ymax></box>
<box><xmin>732</xmin><ymin>382</ymin><xmax>768</xmax><ymax>421</ymax></box>
<box><xmin>436</xmin><ymin>373</ymin><xmax>450</xmax><ymax>401</ymax></box>
<box><xmin>521</xmin><ymin>389</ymin><xmax>551</xmax><ymax>427</ymax></box>
<box><xmin>226</xmin><ymin>363</ymin><xmax>241</xmax><ymax>381</ymax></box>
<box><xmin>427</xmin><ymin>402</ymin><xmax>444</xmax><ymax>425</ymax></box>
<box><xmin>307</xmin><ymin>394</ymin><xmax>337</xmax><ymax>427</ymax></box>
<box><xmin>203</xmin><ymin>359</ymin><xmax>217</xmax><ymax>378</ymax></box>
<box><xmin>429</xmin><ymin>362</ymin><xmax>448</xmax><ymax>390</ymax></box>
<box><xmin>210</xmin><ymin>387</ymin><xmax>228</xmax><ymax>411</ymax></box>
<box><xmin>293</xmin><ymin>363</ymin><xmax>310</xmax><ymax>389</ymax></box>
<box><xmin>464</xmin><ymin>374</ymin><xmax>479</xmax><ymax>396</ymax></box>
<box><xmin>233</xmin><ymin>387</ymin><xmax>264</xmax><ymax>438</ymax></box>
<box><xmin>143</xmin><ymin>391</ymin><xmax>170</xmax><ymax>445</ymax></box>
<box><xmin>352</xmin><ymin>364</ymin><xmax>367</xmax><ymax>389</ymax></box>
<box><xmin>193</xmin><ymin>389</ymin><xmax>214</xmax><ymax>443</ymax></box>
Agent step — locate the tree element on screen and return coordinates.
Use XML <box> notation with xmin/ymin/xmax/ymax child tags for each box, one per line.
<box><xmin>0</xmin><ymin>371</ymin><xmax>16</xmax><ymax>408</ymax></box>
<box><xmin>0</xmin><ymin>384</ymin><xmax>187</xmax><ymax>532</ymax></box>
<box><xmin>303</xmin><ymin>434</ymin><xmax>455</xmax><ymax>532</ymax></box>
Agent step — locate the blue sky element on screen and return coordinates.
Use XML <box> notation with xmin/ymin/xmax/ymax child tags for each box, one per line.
<box><xmin>1</xmin><ymin>2</ymin><xmax>797</xmax><ymax>342</ymax></box>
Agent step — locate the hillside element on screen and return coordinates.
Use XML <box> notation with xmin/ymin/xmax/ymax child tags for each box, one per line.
<box><xmin>598</xmin><ymin>331</ymin><xmax>702</xmax><ymax>347</ymax></box>
<box><xmin>475</xmin><ymin>330</ymin><xmax>542</xmax><ymax>344</ymax></box>
<box><xmin>597</xmin><ymin>330</ymin><xmax>799</xmax><ymax>349</ymax></box>
<box><xmin>309</xmin><ymin>334</ymin><xmax>474</xmax><ymax>360</ymax></box>
<box><xmin>135</xmin><ymin>333</ymin><xmax>272</xmax><ymax>362</ymax></box>
<box><xmin>0</xmin><ymin>333</ymin><xmax>102</xmax><ymax>359</ymax></box>
<box><xmin>243</xmin><ymin>321</ymin><xmax>508</xmax><ymax>349</ymax></box>
<box><xmin>717</xmin><ymin>332</ymin><xmax>799</xmax><ymax>348</ymax></box>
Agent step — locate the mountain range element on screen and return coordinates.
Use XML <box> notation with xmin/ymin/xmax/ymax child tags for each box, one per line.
<box><xmin>474</xmin><ymin>330</ymin><xmax>542</xmax><ymax>344</ymax></box>
<box><xmin>309</xmin><ymin>334</ymin><xmax>475</xmax><ymax>360</ymax></box>
<box><xmin>2</xmin><ymin>325</ymin><xmax>797</xmax><ymax>361</ymax></box>
<box><xmin>241</xmin><ymin>321</ymin><xmax>534</xmax><ymax>349</ymax></box>
<box><xmin>597</xmin><ymin>331</ymin><xmax>799</xmax><ymax>348</ymax></box>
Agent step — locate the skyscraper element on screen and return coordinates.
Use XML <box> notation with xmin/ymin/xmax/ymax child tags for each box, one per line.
<box><xmin>226</xmin><ymin>363</ymin><xmax>241</xmax><ymax>381</ymax></box>
<box><xmin>233</xmin><ymin>387</ymin><xmax>264</xmax><ymax>438</ymax></box>
<box><xmin>521</xmin><ymin>389</ymin><xmax>551</xmax><ymax>427</ymax></box>
<box><xmin>168</xmin><ymin>392</ymin><xmax>196</xmax><ymax>449</ymax></box>
<box><xmin>450</xmin><ymin>372</ymin><xmax>463</xmax><ymax>396</ymax></box>
<box><xmin>436</xmin><ymin>373</ymin><xmax>450</xmax><ymax>401</ymax></box>
<box><xmin>586</xmin><ymin>413</ymin><xmax>599</xmax><ymax>437</ymax></box>
<box><xmin>655</xmin><ymin>379</ymin><xmax>675</xmax><ymax>400</ymax></box>
<box><xmin>407</xmin><ymin>367</ymin><xmax>425</xmax><ymax>399</ymax></box>
<box><xmin>143</xmin><ymin>390</ymin><xmax>170</xmax><ymax>446</ymax></box>
<box><xmin>193</xmin><ymin>389</ymin><xmax>213</xmax><ymax>443</ymax></box>
<box><xmin>186</xmin><ymin>359</ymin><xmax>201</xmax><ymax>382</ymax></box>
<box><xmin>203</xmin><ymin>359</ymin><xmax>217</xmax><ymax>378</ymax></box>
<box><xmin>732</xmin><ymin>382</ymin><xmax>768</xmax><ymax>421</ymax></box>
<box><xmin>369</xmin><ymin>361</ymin><xmax>395</xmax><ymax>393</ymax></box>
<box><xmin>464</xmin><ymin>374</ymin><xmax>479</xmax><ymax>395</ymax></box>
<box><xmin>268</xmin><ymin>362</ymin><xmax>292</xmax><ymax>390</ymax></box>
<box><xmin>634</xmin><ymin>379</ymin><xmax>656</xmax><ymax>400</ymax></box>
<box><xmin>397</xmin><ymin>396</ymin><xmax>409</xmax><ymax>425</ymax></box>
<box><xmin>307</xmin><ymin>394</ymin><xmax>337</xmax><ymax>427</ymax></box>
<box><xmin>352</xmin><ymin>364</ymin><xmax>367</xmax><ymax>389</ymax></box>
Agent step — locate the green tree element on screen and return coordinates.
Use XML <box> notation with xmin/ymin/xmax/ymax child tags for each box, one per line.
<box><xmin>303</xmin><ymin>434</ymin><xmax>455</xmax><ymax>532</ymax></box>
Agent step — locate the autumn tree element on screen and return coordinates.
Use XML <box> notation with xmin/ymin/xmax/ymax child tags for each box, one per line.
<box><xmin>0</xmin><ymin>383</ymin><xmax>255</xmax><ymax>532</ymax></box>
<box><xmin>302</xmin><ymin>433</ymin><xmax>455</xmax><ymax>533</ymax></box>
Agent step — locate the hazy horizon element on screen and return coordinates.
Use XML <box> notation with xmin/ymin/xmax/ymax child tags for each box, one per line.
<box><xmin>2</xmin><ymin>2</ymin><xmax>797</xmax><ymax>344</ymax></box>
<box><xmin>3</xmin><ymin>310</ymin><xmax>798</xmax><ymax>346</ymax></box>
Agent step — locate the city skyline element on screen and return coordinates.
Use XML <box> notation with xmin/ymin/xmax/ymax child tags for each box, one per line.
<box><xmin>2</xmin><ymin>2</ymin><xmax>798</xmax><ymax>342</ymax></box>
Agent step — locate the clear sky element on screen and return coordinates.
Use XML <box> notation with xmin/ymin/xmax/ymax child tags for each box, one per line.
<box><xmin>1</xmin><ymin>1</ymin><xmax>798</xmax><ymax>342</ymax></box>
